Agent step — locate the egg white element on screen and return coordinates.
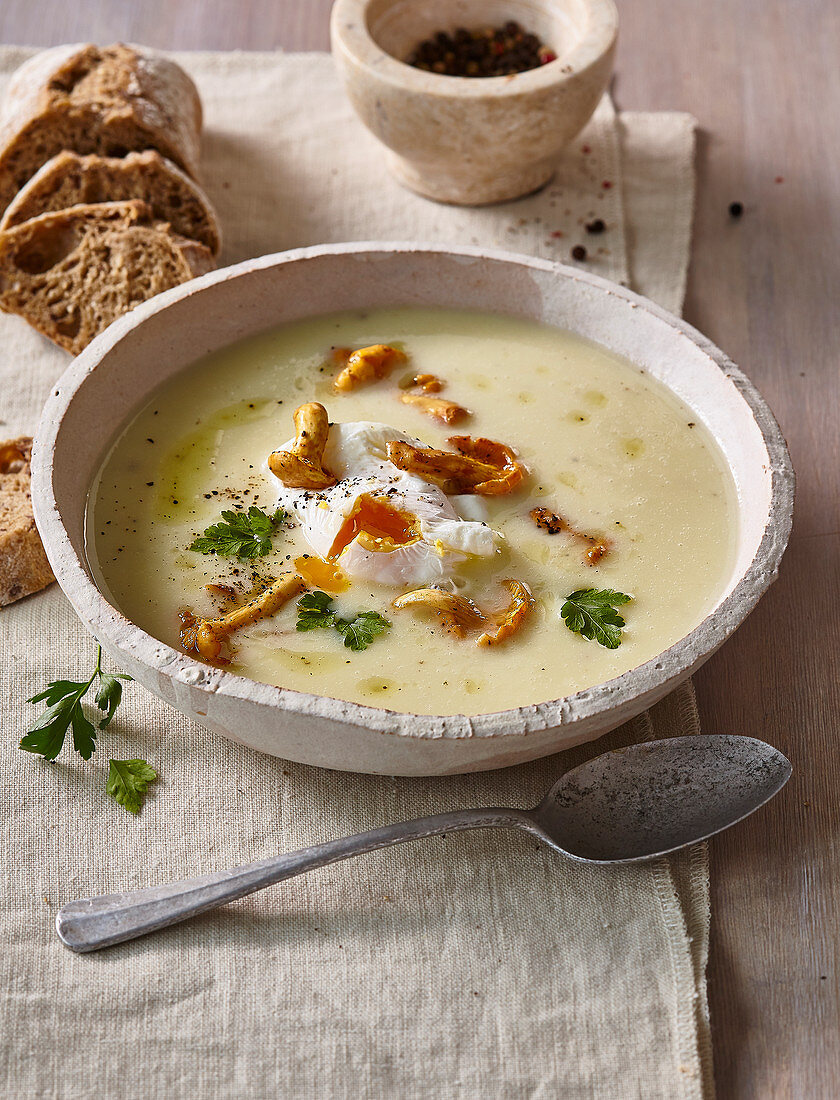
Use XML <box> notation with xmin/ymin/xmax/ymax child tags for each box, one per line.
<box><xmin>267</xmin><ymin>422</ymin><xmax>498</xmax><ymax>587</ymax></box>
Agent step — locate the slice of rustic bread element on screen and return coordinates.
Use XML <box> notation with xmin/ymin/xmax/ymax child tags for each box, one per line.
<box><xmin>1</xmin><ymin>150</ymin><xmax>221</xmax><ymax>254</ymax></box>
<box><xmin>0</xmin><ymin>199</ymin><xmax>215</xmax><ymax>354</ymax></box>
<box><xmin>0</xmin><ymin>436</ymin><xmax>54</xmax><ymax>606</ymax></box>
<box><xmin>0</xmin><ymin>42</ymin><xmax>202</xmax><ymax>214</ymax></box>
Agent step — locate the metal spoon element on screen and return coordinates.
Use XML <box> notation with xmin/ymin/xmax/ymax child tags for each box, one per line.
<box><xmin>56</xmin><ymin>734</ymin><xmax>790</xmax><ymax>953</ymax></box>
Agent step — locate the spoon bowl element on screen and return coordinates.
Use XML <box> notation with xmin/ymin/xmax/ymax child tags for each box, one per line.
<box><xmin>533</xmin><ymin>734</ymin><xmax>792</xmax><ymax>862</ymax></box>
<box><xmin>55</xmin><ymin>734</ymin><xmax>791</xmax><ymax>952</ymax></box>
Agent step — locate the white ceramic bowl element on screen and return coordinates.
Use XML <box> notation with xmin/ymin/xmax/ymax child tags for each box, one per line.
<box><xmin>31</xmin><ymin>244</ymin><xmax>794</xmax><ymax>776</ymax></box>
<box><xmin>331</xmin><ymin>0</ymin><xmax>618</xmax><ymax>204</ymax></box>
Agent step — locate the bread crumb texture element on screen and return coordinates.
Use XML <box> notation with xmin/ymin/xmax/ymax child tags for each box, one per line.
<box><xmin>0</xmin><ymin>437</ymin><xmax>54</xmax><ymax>606</ymax></box>
<box><xmin>0</xmin><ymin>150</ymin><xmax>220</xmax><ymax>254</ymax></box>
<box><xmin>0</xmin><ymin>199</ymin><xmax>214</xmax><ymax>353</ymax></box>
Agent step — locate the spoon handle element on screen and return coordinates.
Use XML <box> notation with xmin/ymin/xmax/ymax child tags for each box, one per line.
<box><xmin>56</xmin><ymin>806</ymin><xmax>535</xmax><ymax>952</ymax></box>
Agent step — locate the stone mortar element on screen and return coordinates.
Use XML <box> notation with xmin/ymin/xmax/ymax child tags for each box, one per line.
<box><xmin>330</xmin><ymin>0</ymin><xmax>618</xmax><ymax>205</ymax></box>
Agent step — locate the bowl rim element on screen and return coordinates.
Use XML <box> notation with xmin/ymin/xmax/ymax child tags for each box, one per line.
<box><xmin>330</xmin><ymin>0</ymin><xmax>619</xmax><ymax>100</ymax></box>
<box><xmin>32</xmin><ymin>241</ymin><xmax>795</xmax><ymax>742</ymax></box>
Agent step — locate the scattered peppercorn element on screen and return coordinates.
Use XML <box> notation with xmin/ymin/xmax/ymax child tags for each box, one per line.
<box><xmin>729</xmin><ymin>202</ymin><xmax>744</xmax><ymax>218</ymax></box>
<box><xmin>571</xmin><ymin>245</ymin><xmax>587</xmax><ymax>261</ymax></box>
<box><xmin>585</xmin><ymin>218</ymin><xmax>606</xmax><ymax>234</ymax></box>
<box><xmin>406</xmin><ymin>22</ymin><xmax>556</xmax><ymax>78</ymax></box>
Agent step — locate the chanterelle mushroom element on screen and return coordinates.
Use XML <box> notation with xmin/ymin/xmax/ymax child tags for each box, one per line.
<box><xmin>394</xmin><ymin>579</ymin><xmax>533</xmax><ymax>647</ymax></box>
<box><xmin>268</xmin><ymin>402</ymin><xmax>336</xmax><ymax>489</ymax></box>
<box><xmin>477</xmin><ymin>579</ymin><xmax>534</xmax><ymax>646</ymax></box>
<box><xmin>334</xmin><ymin>344</ymin><xmax>406</xmax><ymax>392</ymax></box>
<box><xmin>387</xmin><ymin>435</ymin><xmax>525</xmax><ymax>496</ymax></box>
<box><xmin>529</xmin><ymin>506</ymin><xmax>610</xmax><ymax>565</ymax></box>
<box><xmin>392</xmin><ymin>588</ymin><xmax>487</xmax><ymax>638</ymax></box>
<box><xmin>398</xmin><ymin>391</ymin><xmax>471</xmax><ymax>425</ymax></box>
<box><xmin>180</xmin><ymin>573</ymin><xmax>306</xmax><ymax>661</ymax></box>
<box><xmin>398</xmin><ymin>372</ymin><xmax>444</xmax><ymax>394</ymax></box>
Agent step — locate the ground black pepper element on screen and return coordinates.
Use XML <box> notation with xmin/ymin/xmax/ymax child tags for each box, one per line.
<box><xmin>585</xmin><ymin>218</ymin><xmax>606</xmax><ymax>234</ymax></box>
<box><xmin>729</xmin><ymin>201</ymin><xmax>744</xmax><ymax>218</ymax></box>
<box><xmin>571</xmin><ymin>244</ymin><xmax>587</xmax><ymax>261</ymax></box>
<box><xmin>406</xmin><ymin>21</ymin><xmax>556</xmax><ymax>77</ymax></box>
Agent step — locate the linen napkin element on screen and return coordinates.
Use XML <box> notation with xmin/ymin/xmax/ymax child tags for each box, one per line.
<box><xmin>0</xmin><ymin>49</ymin><xmax>710</xmax><ymax>1099</ymax></box>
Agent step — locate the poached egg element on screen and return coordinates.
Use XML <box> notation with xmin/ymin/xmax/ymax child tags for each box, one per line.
<box><xmin>267</xmin><ymin>422</ymin><xmax>498</xmax><ymax>587</ymax></box>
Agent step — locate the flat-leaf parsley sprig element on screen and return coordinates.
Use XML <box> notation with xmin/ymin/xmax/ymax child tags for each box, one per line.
<box><xmin>20</xmin><ymin>644</ymin><xmax>133</xmax><ymax>761</ymax></box>
<box><xmin>296</xmin><ymin>591</ymin><xmax>391</xmax><ymax>651</ymax></box>
<box><xmin>190</xmin><ymin>506</ymin><xmax>286</xmax><ymax>560</ymax></box>
<box><xmin>560</xmin><ymin>588</ymin><xmax>632</xmax><ymax>650</ymax></box>
<box><xmin>20</xmin><ymin>645</ymin><xmax>158</xmax><ymax>813</ymax></box>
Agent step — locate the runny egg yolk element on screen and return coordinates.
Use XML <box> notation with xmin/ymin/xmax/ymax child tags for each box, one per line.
<box><xmin>328</xmin><ymin>493</ymin><xmax>421</xmax><ymax>559</ymax></box>
<box><xmin>294</xmin><ymin>555</ymin><xmax>350</xmax><ymax>592</ymax></box>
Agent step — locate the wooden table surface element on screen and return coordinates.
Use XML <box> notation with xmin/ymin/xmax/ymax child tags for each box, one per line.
<box><xmin>2</xmin><ymin>1</ymin><xmax>837</xmax><ymax>1096</ymax></box>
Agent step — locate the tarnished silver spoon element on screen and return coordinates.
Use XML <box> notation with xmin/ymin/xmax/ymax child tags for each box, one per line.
<box><xmin>56</xmin><ymin>734</ymin><xmax>790</xmax><ymax>953</ymax></box>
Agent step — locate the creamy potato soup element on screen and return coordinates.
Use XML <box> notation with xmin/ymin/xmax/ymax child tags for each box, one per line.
<box><xmin>87</xmin><ymin>308</ymin><xmax>737</xmax><ymax>716</ymax></box>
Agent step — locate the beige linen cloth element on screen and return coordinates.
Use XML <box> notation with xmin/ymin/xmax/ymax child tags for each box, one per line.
<box><xmin>0</xmin><ymin>49</ymin><xmax>710</xmax><ymax>1099</ymax></box>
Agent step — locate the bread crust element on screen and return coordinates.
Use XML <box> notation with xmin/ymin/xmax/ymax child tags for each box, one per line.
<box><xmin>0</xmin><ymin>150</ymin><xmax>221</xmax><ymax>254</ymax></box>
<box><xmin>0</xmin><ymin>436</ymin><xmax>54</xmax><ymax>606</ymax></box>
<box><xmin>0</xmin><ymin>43</ymin><xmax>202</xmax><ymax>213</ymax></box>
<box><xmin>0</xmin><ymin>199</ymin><xmax>215</xmax><ymax>354</ymax></box>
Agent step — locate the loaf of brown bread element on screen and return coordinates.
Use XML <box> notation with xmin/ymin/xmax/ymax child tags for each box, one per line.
<box><xmin>0</xmin><ymin>200</ymin><xmax>215</xmax><ymax>354</ymax></box>
<box><xmin>0</xmin><ymin>437</ymin><xmax>54</xmax><ymax>606</ymax></box>
<box><xmin>0</xmin><ymin>150</ymin><xmax>221</xmax><ymax>254</ymax></box>
<box><xmin>0</xmin><ymin>43</ymin><xmax>202</xmax><ymax>214</ymax></box>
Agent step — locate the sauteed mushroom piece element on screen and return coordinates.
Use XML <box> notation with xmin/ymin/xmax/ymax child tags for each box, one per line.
<box><xmin>398</xmin><ymin>372</ymin><xmax>444</xmax><ymax>393</ymax></box>
<box><xmin>398</xmin><ymin>391</ymin><xmax>470</xmax><ymax>425</ymax></box>
<box><xmin>394</xmin><ymin>580</ymin><xmax>533</xmax><ymax>647</ymax></box>
<box><xmin>477</xmin><ymin>579</ymin><xmax>534</xmax><ymax>646</ymax></box>
<box><xmin>334</xmin><ymin>344</ymin><xmax>406</xmax><ymax>392</ymax></box>
<box><xmin>387</xmin><ymin>434</ymin><xmax>525</xmax><ymax>495</ymax></box>
<box><xmin>392</xmin><ymin>588</ymin><xmax>487</xmax><ymax>638</ymax></box>
<box><xmin>529</xmin><ymin>506</ymin><xmax>610</xmax><ymax>565</ymax></box>
<box><xmin>180</xmin><ymin>573</ymin><xmax>306</xmax><ymax>661</ymax></box>
<box><xmin>268</xmin><ymin>402</ymin><xmax>336</xmax><ymax>489</ymax></box>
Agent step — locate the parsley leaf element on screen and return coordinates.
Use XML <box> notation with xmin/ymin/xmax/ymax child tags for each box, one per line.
<box><xmin>70</xmin><ymin>702</ymin><xmax>98</xmax><ymax>760</ymax></box>
<box><xmin>28</xmin><ymin>679</ymin><xmax>86</xmax><ymax>706</ymax></box>
<box><xmin>94</xmin><ymin>673</ymin><xmax>126</xmax><ymax>729</ymax></box>
<box><xmin>190</xmin><ymin>506</ymin><xmax>286</xmax><ymax>559</ymax></box>
<box><xmin>296</xmin><ymin>592</ymin><xmax>391</xmax><ymax>651</ymax></box>
<box><xmin>19</xmin><ymin>691</ymin><xmax>84</xmax><ymax>760</ymax></box>
<box><xmin>296</xmin><ymin>590</ymin><xmax>339</xmax><ymax>631</ymax></box>
<box><xmin>20</xmin><ymin>646</ymin><xmax>133</xmax><ymax>760</ymax></box>
<box><xmin>337</xmin><ymin>611</ymin><xmax>391</xmax><ymax>651</ymax></box>
<box><xmin>107</xmin><ymin>759</ymin><xmax>158</xmax><ymax>814</ymax></box>
<box><xmin>560</xmin><ymin>588</ymin><xmax>632</xmax><ymax>649</ymax></box>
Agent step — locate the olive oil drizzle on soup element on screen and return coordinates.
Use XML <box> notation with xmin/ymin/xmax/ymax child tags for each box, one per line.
<box><xmin>87</xmin><ymin>308</ymin><xmax>738</xmax><ymax>716</ymax></box>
